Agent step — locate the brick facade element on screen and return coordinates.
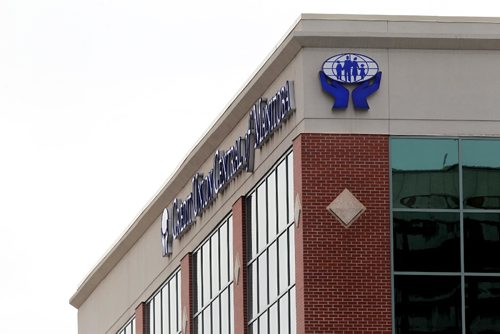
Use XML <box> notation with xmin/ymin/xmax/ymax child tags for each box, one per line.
<box><xmin>181</xmin><ymin>253</ymin><xmax>193</xmax><ymax>334</ymax></box>
<box><xmin>294</xmin><ymin>133</ymin><xmax>392</xmax><ymax>333</ymax></box>
<box><xmin>232</xmin><ymin>197</ymin><xmax>248</xmax><ymax>334</ymax></box>
<box><xmin>135</xmin><ymin>302</ymin><xmax>147</xmax><ymax>334</ymax></box>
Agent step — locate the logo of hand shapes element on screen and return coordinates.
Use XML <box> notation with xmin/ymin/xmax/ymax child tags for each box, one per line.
<box><xmin>320</xmin><ymin>53</ymin><xmax>382</xmax><ymax>110</ymax></box>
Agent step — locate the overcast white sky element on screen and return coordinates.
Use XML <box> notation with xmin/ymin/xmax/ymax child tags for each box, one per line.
<box><xmin>1</xmin><ymin>0</ymin><xmax>500</xmax><ymax>333</ymax></box>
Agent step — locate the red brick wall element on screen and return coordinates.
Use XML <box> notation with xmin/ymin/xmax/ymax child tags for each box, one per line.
<box><xmin>294</xmin><ymin>133</ymin><xmax>391</xmax><ymax>333</ymax></box>
<box><xmin>135</xmin><ymin>302</ymin><xmax>147</xmax><ymax>334</ymax></box>
<box><xmin>232</xmin><ymin>197</ymin><xmax>248</xmax><ymax>334</ymax></box>
<box><xmin>181</xmin><ymin>253</ymin><xmax>193</xmax><ymax>334</ymax></box>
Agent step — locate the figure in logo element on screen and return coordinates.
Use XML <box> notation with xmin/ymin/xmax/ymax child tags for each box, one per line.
<box><xmin>320</xmin><ymin>53</ymin><xmax>382</xmax><ymax>110</ymax></box>
<box><xmin>335</xmin><ymin>61</ymin><xmax>343</xmax><ymax>80</ymax></box>
<box><xmin>344</xmin><ymin>55</ymin><xmax>352</xmax><ymax>82</ymax></box>
<box><xmin>351</xmin><ymin>57</ymin><xmax>360</xmax><ymax>82</ymax></box>
<box><xmin>359</xmin><ymin>64</ymin><xmax>366</xmax><ymax>80</ymax></box>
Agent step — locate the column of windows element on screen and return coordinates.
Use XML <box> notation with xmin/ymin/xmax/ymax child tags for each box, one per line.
<box><xmin>193</xmin><ymin>216</ymin><xmax>234</xmax><ymax>334</ymax></box>
<box><xmin>247</xmin><ymin>151</ymin><xmax>296</xmax><ymax>334</ymax></box>
<box><xmin>391</xmin><ymin>138</ymin><xmax>500</xmax><ymax>333</ymax></box>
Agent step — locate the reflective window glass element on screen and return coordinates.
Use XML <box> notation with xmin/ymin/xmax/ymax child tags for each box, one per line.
<box><xmin>277</xmin><ymin>161</ymin><xmax>288</xmax><ymax>232</ymax></box>
<box><xmin>466</xmin><ymin>277</ymin><xmax>500</xmax><ymax>333</ymax></box>
<box><xmin>247</xmin><ymin>151</ymin><xmax>295</xmax><ymax>334</ymax></box>
<box><xmin>287</xmin><ymin>153</ymin><xmax>294</xmax><ymax>225</ymax></box>
<box><xmin>278</xmin><ymin>233</ymin><xmax>288</xmax><ymax>293</ymax></box>
<box><xmin>395</xmin><ymin>275</ymin><xmax>461</xmax><ymax>333</ymax></box>
<box><xmin>393</xmin><ymin>212</ymin><xmax>460</xmax><ymax>272</ymax></box>
<box><xmin>465</xmin><ymin>213</ymin><xmax>500</xmax><ymax>272</ymax></box>
<box><xmin>211</xmin><ymin>231</ymin><xmax>220</xmax><ymax>297</ymax></box>
<box><xmin>162</xmin><ymin>285</ymin><xmax>170</xmax><ymax>334</ymax></box>
<box><xmin>259</xmin><ymin>312</ymin><xmax>268</xmax><ymax>334</ymax></box>
<box><xmin>391</xmin><ymin>137</ymin><xmax>500</xmax><ymax>334</ymax></box>
<box><xmin>146</xmin><ymin>271</ymin><xmax>181</xmax><ymax>334</ymax></box>
<box><xmin>258</xmin><ymin>253</ymin><xmax>268</xmax><ymax>312</ymax></box>
<box><xmin>391</xmin><ymin>139</ymin><xmax>459</xmax><ymax>209</ymax></box>
<box><xmin>279</xmin><ymin>293</ymin><xmax>289</xmax><ymax>334</ymax></box>
<box><xmin>268</xmin><ymin>242</ymin><xmax>278</xmax><ymax>303</ymax></box>
<box><xmin>463</xmin><ymin>140</ymin><xmax>500</xmax><ymax>209</ymax></box>
<box><xmin>193</xmin><ymin>216</ymin><xmax>233</xmax><ymax>334</ymax></box>
<box><xmin>220</xmin><ymin>223</ymin><xmax>228</xmax><ymax>284</ymax></box>
<box><xmin>267</xmin><ymin>171</ymin><xmax>278</xmax><ymax>239</ymax></box>
<box><xmin>257</xmin><ymin>183</ymin><xmax>267</xmax><ymax>252</ymax></box>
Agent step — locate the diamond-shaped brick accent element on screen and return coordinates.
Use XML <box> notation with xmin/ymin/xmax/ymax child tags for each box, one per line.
<box><xmin>327</xmin><ymin>188</ymin><xmax>366</xmax><ymax>228</ymax></box>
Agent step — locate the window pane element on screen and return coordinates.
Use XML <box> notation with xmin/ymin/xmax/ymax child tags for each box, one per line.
<box><xmin>290</xmin><ymin>287</ymin><xmax>296</xmax><ymax>334</ymax></box>
<box><xmin>196</xmin><ymin>252</ymin><xmax>202</xmax><ymax>311</ymax></box>
<box><xmin>259</xmin><ymin>312</ymin><xmax>268</xmax><ymax>334</ymax></box>
<box><xmin>466</xmin><ymin>276</ymin><xmax>500</xmax><ymax>333</ymax></box>
<box><xmin>267</xmin><ymin>171</ymin><xmax>278</xmax><ymax>240</ymax></box>
<box><xmin>278</xmin><ymin>233</ymin><xmax>288</xmax><ymax>293</ymax></box>
<box><xmin>220</xmin><ymin>222</ymin><xmax>229</xmax><ymax>285</ymax></box>
<box><xmin>463</xmin><ymin>139</ymin><xmax>500</xmax><ymax>209</ymax></box>
<box><xmin>393</xmin><ymin>212</ymin><xmax>460</xmax><ymax>272</ymax></box>
<box><xmin>170</xmin><ymin>279</ymin><xmax>177</xmax><ymax>334</ymax></box>
<box><xmin>149</xmin><ymin>301</ymin><xmax>154</xmax><ymax>334</ymax></box>
<box><xmin>249</xmin><ymin>262</ymin><xmax>258</xmax><ymax>319</ymax></box>
<box><xmin>220</xmin><ymin>289</ymin><xmax>229</xmax><ymax>334</ymax></box>
<box><xmin>154</xmin><ymin>294</ymin><xmax>161</xmax><ymax>334</ymax></box>
<box><xmin>177</xmin><ymin>273</ymin><xmax>181</xmax><ymax>331</ymax></box>
<box><xmin>194</xmin><ymin>314</ymin><xmax>201</xmax><ymax>334</ymax></box>
<box><xmin>277</xmin><ymin>160</ymin><xmax>288</xmax><ymax>232</ymax></box>
<box><xmin>212</xmin><ymin>297</ymin><xmax>220</xmax><ymax>334</ymax></box>
<box><xmin>465</xmin><ymin>213</ymin><xmax>500</xmax><ymax>272</ymax></box>
<box><xmin>258</xmin><ymin>253</ymin><xmax>268</xmax><ymax>312</ymax></box>
<box><xmin>269</xmin><ymin>303</ymin><xmax>279</xmax><ymax>334</ymax></box>
<box><xmin>203</xmin><ymin>306</ymin><xmax>211</xmax><ymax>334</ymax></box>
<box><xmin>249</xmin><ymin>194</ymin><xmax>258</xmax><ymax>258</ymax></box>
<box><xmin>279</xmin><ymin>294</ymin><xmax>289</xmax><ymax>334</ymax></box>
<box><xmin>287</xmin><ymin>153</ymin><xmax>294</xmax><ymax>225</ymax></box>
<box><xmin>257</xmin><ymin>182</ymin><xmax>267</xmax><ymax>252</ymax></box>
<box><xmin>289</xmin><ymin>227</ymin><xmax>295</xmax><ymax>285</ymax></box>
<box><xmin>395</xmin><ymin>275</ymin><xmax>461</xmax><ymax>333</ymax></box>
<box><xmin>212</xmin><ymin>231</ymin><xmax>220</xmax><ymax>297</ymax></box>
<box><xmin>228</xmin><ymin>217</ymin><xmax>233</xmax><ymax>282</ymax></box>
<box><xmin>202</xmin><ymin>242</ymin><xmax>211</xmax><ymax>304</ymax></box>
<box><xmin>162</xmin><ymin>284</ymin><xmax>170</xmax><ymax>334</ymax></box>
<box><xmin>391</xmin><ymin>139</ymin><xmax>459</xmax><ymax>209</ymax></box>
<box><xmin>229</xmin><ymin>285</ymin><xmax>234</xmax><ymax>334</ymax></box>
<box><xmin>268</xmin><ymin>242</ymin><xmax>278</xmax><ymax>303</ymax></box>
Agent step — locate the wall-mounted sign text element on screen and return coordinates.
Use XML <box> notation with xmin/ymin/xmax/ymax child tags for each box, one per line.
<box><xmin>161</xmin><ymin>81</ymin><xmax>295</xmax><ymax>256</ymax></box>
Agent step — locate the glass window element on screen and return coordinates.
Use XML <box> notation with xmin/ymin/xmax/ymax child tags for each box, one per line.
<box><xmin>464</xmin><ymin>213</ymin><xmax>500</xmax><ymax>272</ymax></box>
<box><xmin>146</xmin><ymin>270</ymin><xmax>181</xmax><ymax>334</ymax></box>
<box><xmin>391</xmin><ymin>138</ymin><xmax>459</xmax><ymax>209</ymax></box>
<box><xmin>463</xmin><ymin>140</ymin><xmax>500</xmax><ymax>209</ymax></box>
<box><xmin>395</xmin><ymin>275</ymin><xmax>461</xmax><ymax>333</ymax></box>
<box><xmin>117</xmin><ymin>317</ymin><xmax>135</xmax><ymax>334</ymax></box>
<box><xmin>193</xmin><ymin>216</ymin><xmax>233</xmax><ymax>334</ymax></box>
<box><xmin>465</xmin><ymin>277</ymin><xmax>500</xmax><ymax>333</ymax></box>
<box><xmin>247</xmin><ymin>150</ymin><xmax>295</xmax><ymax>334</ymax></box>
<box><xmin>393</xmin><ymin>212</ymin><xmax>460</xmax><ymax>272</ymax></box>
<box><xmin>391</xmin><ymin>138</ymin><xmax>500</xmax><ymax>334</ymax></box>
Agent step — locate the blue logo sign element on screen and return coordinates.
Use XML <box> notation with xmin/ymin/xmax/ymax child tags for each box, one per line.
<box><xmin>320</xmin><ymin>53</ymin><xmax>382</xmax><ymax>109</ymax></box>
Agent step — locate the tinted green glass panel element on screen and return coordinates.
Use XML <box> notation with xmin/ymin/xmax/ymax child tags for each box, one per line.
<box><xmin>465</xmin><ymin>213</ymin><xmax>500</xmax><ymax>272</ymax></box>
<box><xmin>466</xmin><ymin>277</ymin><xmax>500</xmax><ymax>334</ymax></box>
<box><xmin>391</xmin><ymin>139</ymin><xmax>459</xmax><ymax>209</ymax></box>
<box><xmin>395</xmin><ymin>275</ymin><xmax>461</xmax><ymax>334</ymax></box>
<box><xmin>393</xmin><ymin>212</ymin><xmax>460</xmax><ymax>272</ymax></box>
<box><xmin>463</xmin><ymin>140</ymin><xmax>500</xmax><ymax>209</ymax></box>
